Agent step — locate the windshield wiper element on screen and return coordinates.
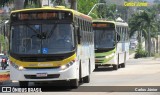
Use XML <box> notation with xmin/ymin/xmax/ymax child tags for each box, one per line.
<box><xmin>25</xmin><ymin>24</ymin><xmax>47</xmax><ymax>39</ymax></box>
<box><xmin>26</xmin><ymin>24</ymin><xmax>39</xmax><ymax>35</ymax></box>
<box><xmin>47</xmin><ymin>24</ymin><xmax>57</xmax><ymax>38</ymax></box>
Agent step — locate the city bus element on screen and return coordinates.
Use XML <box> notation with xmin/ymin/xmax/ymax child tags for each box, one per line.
<box><xmin>93</xmin><ymin>19</ymin><xmax>129</xmax><ymax>70</ymax></box>
<box><xmin>9</xmin><ymin>6</ymin><xmax>95</xmax><ymax>88</ymax></box>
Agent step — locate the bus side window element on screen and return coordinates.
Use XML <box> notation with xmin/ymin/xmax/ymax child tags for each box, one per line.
<box><xmin>118</xmin><ymin>27</ymin><xmax>121</xmax><ymax>42</ymax></box>
<box><xmin>77</xmin><ymin>27</ymin><xmax>81</xmax><ymax>44</ymax></box>
<box><xmin>121</xmin><ymin>27</ymin><xmax>123</xmax><ymax>42</ymax></box>
<box><xmin>125</xmin><ymin>28</ymin><xmax>127</xmax><ymax>41</ymax></box>
<box><xmin>122</xmin><ymin>27</ymin><xmax>125</xmax><ymax>42</ymax></box>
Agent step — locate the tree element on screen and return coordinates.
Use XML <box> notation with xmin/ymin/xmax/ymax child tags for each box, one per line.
<box><xmin>24</xmin><ymin>0</ymin><xmax>42</xmax><ymax>8</ymax></box>
<box><xmin>77</xmin><ymin>0</ymin><xmax>98</xmax><ymax>15</ymax></box>
<box><xmin>0</xmin><ymin>0</ymin><xmax>42</xmax><ymax>10</ymax></box>
<box><xmin>14</xmin><ymin>0</ymin><xmax>25</xmax><ymax>10</ymax></box>
<box><xmin>97</xmin><ymin>0</ymin><xmax>123</xmax><ymax>20</ymax></box>
<box><xmin>129</xmin><ymin>10</ymin><xmax>158</xmax><ymax>56</ymax></box>
<box><xmin>51</xmin><ymin>0</ymin><xmax>66</xmax><ymax>6</ymax></box>
<box><xmin>70</xmin><ymin>0</ymin><xmax>77</xmax><ymax>10</ymax></box>
<box><xmin>154</xmin><ymin>0</ymin><xmax>160</xmax><ymax>3</ymax></box>
<box><xmin>0</xmin><ymin>0</ymin><xmax>11</xmax><ymax>7</ymax></box>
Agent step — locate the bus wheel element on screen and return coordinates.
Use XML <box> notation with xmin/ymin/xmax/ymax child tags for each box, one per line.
<box><xmin>121</xmin><ymin>63</ymin><xmax>125</xmax><ymax>68</ymax></box>
<box><xmin>83</xmin><ymin>75</ymin><xmax>90</xmax><ymax>83</ymax></box>
<box><xmin>95</xmin><ymin>65</ymin><xmax>98</xmax><ymax>69</ymax></box>
<box><xmin>19</xmin><ymin>81</ymin><xmax>28</xmax><ymax>87</ymax></box>
<box><xmin>70</xmin><ymin>79</ymin><xmax>79</xmax><ymax>88</ymax></box>
<box><xmin>113</xmin><ymin>65</ymin><xmax>118</xmax><ymax>70</ymax></box>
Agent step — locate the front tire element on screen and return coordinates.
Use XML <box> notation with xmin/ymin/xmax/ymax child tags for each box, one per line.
<box><xmin>95</xmin><ymin>65</ymin><xmax>98</xmax><ymax>69</ymax></box>
<box><xmin>113</xmin><ymin>65</ymin><xmax>118</xmax><ymax>70</ymax></box>
<box><xmin>83</xmin><ymin>75</ymin><xmax>90</xmax><ymax>83</ymax></box>
<box><xmin>19</xmin><ymin>81</ymin><xmax>28</xmax><ymax>87</ymax></box>
<box><xmin>121</xmin><ymin>63</ymin><xmax>125</xmax><ymax>68</ymax></box>
<box><xmin>70</xmin><ymin>79</ymin><xmax>79</xmax><ymax>88</ymax></box>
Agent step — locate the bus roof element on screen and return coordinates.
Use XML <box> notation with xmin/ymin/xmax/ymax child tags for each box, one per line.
<box><xmin>115</xmin><ymin>21</ymin><xmax>128</xmax><ymax>27</ymax></box>
<box><xmin>93</xmin><ymin>19</ymin><xmax>128</xmax><ymax>27</ymax></box>
<box><xmin>11</xmin><ymin>6</ymin><xmax>92</xmax><ymax>21</ymax></box>
<box><xmin>93</xmin><ymin>19</ymin><xmax>115</xmax><ymax>24</ymax></box>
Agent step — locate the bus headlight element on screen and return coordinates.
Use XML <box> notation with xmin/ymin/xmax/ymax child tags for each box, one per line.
<box><xmin>105</xmin><ymin>56</ymin><xmax>109</xmax><ymax>59</ymax></box>
<box><xmin>19</xmin><ymin>66</ymin><xmax>24</xmax><ymax>70</ymax></box>
<box><xmin>60</xmin><ymin>61</ymin><xmax>74</xmax><ymax>70</ymax></box>
<box><xmin>10</xmin><ymin>61</ymin><xmax>24</xmax><ymax>70</ymax></box>
<box><xmin>60</xmin><ymin>65</ymin><xmax>67</xmax><ymax>70</ymax></box>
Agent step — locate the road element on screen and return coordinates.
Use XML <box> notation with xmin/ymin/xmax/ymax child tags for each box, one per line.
<box><xmin>1</xmin><ymin>57</ymin><xmax>160</xmax><ymax>95</ymax></box>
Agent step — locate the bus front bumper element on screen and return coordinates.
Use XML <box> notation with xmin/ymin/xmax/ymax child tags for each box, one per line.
<box><xmin>9</xmin><ymin>64</ymin><xmax>78</xmax><ymax>81</ymax></box>
<box><xmin>95</xmin><ymin>57</ymin><xmax>115</xmax><ymax>66</ymax></box>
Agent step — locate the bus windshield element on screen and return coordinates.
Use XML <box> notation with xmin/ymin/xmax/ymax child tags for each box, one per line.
<box><xmin>10</xmin><ymin>24</ymin><xmax>74</xmax><ymax>54</ymax></box>
<box><xmin>94</xmin><ymin>29</ymin><xmax>115</xmax><ymax>49</ymax></box>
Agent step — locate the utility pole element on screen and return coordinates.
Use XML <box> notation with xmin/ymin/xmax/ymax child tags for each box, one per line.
<box><xmin>70</xmin><ymin>0</ymin><xmax>77</xmax><ymax>10</ymax></box>
<box><xmin>14</xmin><ymin>0</ymin><xmax>25</xmax><ymax>10</ymax></box>
<box><xmin>148</xmin><ymin>26</ymin><xmax>151</xmax><ymax>56</ymax></box>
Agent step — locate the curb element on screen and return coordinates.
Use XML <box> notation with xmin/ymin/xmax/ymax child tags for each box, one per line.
<box><xmin>129</xmin><ymin>53</ymin><xmax>135</xmax><ymax>59</ymax></box>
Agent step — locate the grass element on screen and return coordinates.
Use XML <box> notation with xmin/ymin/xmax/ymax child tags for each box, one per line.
<box><xmin>129</xmin><ymin>49</ymin><xmax>135</xmax><ymax>55</ymax></box>
<box><xmin>154</xmin><ymin>53</ymin><xmax>160</xmax><ymax>58</ymax></box>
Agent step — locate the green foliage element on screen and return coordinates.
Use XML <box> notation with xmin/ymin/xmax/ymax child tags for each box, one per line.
<box><xmin>129</xmin><ymin>4</ymin><xmax>160</xmax><ymax>56</ymax></box>
<box><xmin>24</xmin><ymin>0</ymin><xmax>42</xmax><ymax>8</ymax></box>
<box><xmin>129</xmin><ymin>9</ymin><xmax>158</xmax><ymax>42</ymax></box>
<box><xmin>77</xmin><ymin>0</ymin><xmax>98</xmax><ymax>15</ymax></box>
<box><xmin>129</xmin><ymin>4</ymin><xmax>159</xmax><ymax>38</ymax></box>
<box><xmin>0</xmin><ymin>35</ymin><xmax>7</xmax><ymax>52</ymax></box>
<box><xmin>154</xmin><ymin>0</ymin><xmax>160</xmax><ymax>3</ymax></box>
<box><xmin>97</xmin><ymin>0</ymin><xmax>117</xmax><ymax>20</ymax></box>
<box><xmin>0</xmin><ymin>0</ymin><xmax>42</xmax><ymax>9</ymax></box>
<box><xmin>52</xmin><ymin>0</ymin><xmax>66</xmax><ymax>6</ymax></box>
<box><xmin>154</xmin><ymin>53</ymin><xmax>160</xmax><ymax>58</ymax></box>
<box><xmin>134</xmin><ymin>44</ymin><xmax>148</xmax><ymax>58</ymax></box>
<box><xmin>134</xmin><ymin>50</ymin><xmax>148</xmax><ymax>59</ymax></box>
<box><xmin>0</xmin><ymin>0</ymin><xmax>12</xmax><ymax>7</ymax></box>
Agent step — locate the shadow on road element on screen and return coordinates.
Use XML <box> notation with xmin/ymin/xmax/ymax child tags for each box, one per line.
<box><xmin>27</xmin><ymin>81</ymin><xmax>84</xmax><ymax>92</ymax></box>
<box><xmin>94</xmin><ymin>66</ymin><xmax>114</xmax><ymax>72</ymax></box>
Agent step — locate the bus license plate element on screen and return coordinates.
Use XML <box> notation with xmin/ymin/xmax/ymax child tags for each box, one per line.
<box><xmin>36</xmin><ymin>73</ymin><xmax>47</xmax><ymax>77</ymax></box>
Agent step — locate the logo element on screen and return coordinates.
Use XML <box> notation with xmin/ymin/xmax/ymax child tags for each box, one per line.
<box><xmin>2</xmin><ymin>87</ymin><xmax>11</xmax><ymax>92</ymax></box>
<box><xmin>38</xmin><ymin>63</ymin><xmax>53</xmax><ymax>67</ymax></box>
<box><xmin>42</xmin><ymin>48</ymin><xmax>48</xmax><ymax>54</ymax></box>
<box><xmin>1</xmin><ymin>87</ymin><xmax>42</xmax><ymax>93</ymax></box>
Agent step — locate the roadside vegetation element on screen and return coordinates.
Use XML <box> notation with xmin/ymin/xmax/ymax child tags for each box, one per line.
<box><xmin>129</xmin><ymin>3</ymin><xmax>160</xmax><ymax>58</ymax></box>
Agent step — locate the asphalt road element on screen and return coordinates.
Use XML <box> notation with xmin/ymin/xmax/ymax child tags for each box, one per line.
<box><xmin>1</xmin><ymin>57</ymin><xmax>160</xmax><ymax>95</ymax></box>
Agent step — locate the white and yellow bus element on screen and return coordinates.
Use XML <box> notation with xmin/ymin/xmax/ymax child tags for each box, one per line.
<box><xmin>9</xmin><ymin>6</ymin><xmax>95</xmax><ymax>88</ymax></box>
<box><xmin>93</xmin><ymin>20</ymin><xmax>129</xmax><ymax>70</ymax></box>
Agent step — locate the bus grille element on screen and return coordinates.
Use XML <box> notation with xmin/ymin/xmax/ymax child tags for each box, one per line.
<box><xmin>20</xmin><ymin>57</ymin><xmax>63</xmax><ymax>62</ymax></box>
<box><xmin>24</xmin><ymin>67</ymin><xmax>60</xmax><ymax>69</ymax></box>
<box><xmin>95</xmin><ymin>56</ymin><xmax>105</xmax><ymax>58</ymax></box>
<box><xmin>24</xmin><ymin>74</ymin><xmax>60</xmax><ymax>79</ymax></box>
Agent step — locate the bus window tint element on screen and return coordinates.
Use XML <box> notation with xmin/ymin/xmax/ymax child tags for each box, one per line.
<box><xmin>11</xmin><ymin>24</ymin><xmax>74</xmax><ymax>54</ymax></box>
<box><xmin>94</xmin><ymin>29</ymin><xmax>114</xmax><ymax>48</ymax></box>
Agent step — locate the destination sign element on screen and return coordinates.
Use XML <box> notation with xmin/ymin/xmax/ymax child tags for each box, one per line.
<box><xmin>11</xmin><ymin>11</ymin><xmax>73</xmax><ymax>21</ymax></box>
<box><xmin>92</xmin><ymin>23</ymin><xmax>115</xmax><ymax>28</ymax></box>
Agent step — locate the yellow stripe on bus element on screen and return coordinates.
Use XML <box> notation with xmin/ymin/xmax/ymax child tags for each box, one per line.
<box><xmin>9</xmin><ymin>53</ymin><xmax>76</xmax><ymax>67</ymax></box>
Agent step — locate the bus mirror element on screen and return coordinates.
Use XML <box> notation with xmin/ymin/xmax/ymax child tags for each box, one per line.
<box><xmin>117</xmin><ymin>35</ymin><xmax>120</xmax><ymax>42</ymax></box>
